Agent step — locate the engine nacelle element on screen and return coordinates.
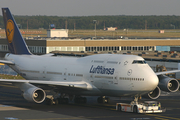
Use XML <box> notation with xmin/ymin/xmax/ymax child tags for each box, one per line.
<box><xmin>23</xmin><ymin>87</ymin><xmax>46</xmax><ymax>103</ymax></box>
<box><xmin>143</xmin><ymin>86</ymin><xmax>161</xmax><ymax>99</ymax></box>
<box><xmin>158</xmin><ymin>75</ymin><xmax>179</xmax><ymax>92</ymax></box>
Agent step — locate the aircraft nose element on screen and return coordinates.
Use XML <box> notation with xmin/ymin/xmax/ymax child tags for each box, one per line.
<box><xmin>147</xmin><ymin>73</ymin><xmax>159</xmax><ymax>90</ymax></box>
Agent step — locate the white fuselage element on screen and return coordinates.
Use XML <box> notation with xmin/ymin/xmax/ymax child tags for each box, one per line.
<box><xmin>5</xmin><ymin>53</ymin><xmax>159</xmax><ymax>97</ymax></box>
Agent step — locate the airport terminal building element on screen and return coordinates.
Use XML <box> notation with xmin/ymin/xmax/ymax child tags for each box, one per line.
<box><xmin>0</xmin><ymin>38</ymin><xmax>154</xmax><ymax>56</ymax></box>
<box><xmin>0</xmin><ymin>37</ymin><xmax>180</xmax><ymax>57</ymax></box>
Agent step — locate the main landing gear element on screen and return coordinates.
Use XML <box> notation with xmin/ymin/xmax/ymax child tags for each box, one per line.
<box><xmin>97</xmin><ymin>96</ymin><xmax>110</xmax><ymax>103</ymax></box>
<box><xmin>46</xmin><ymin>93</ymin><xmax>69</xmax><ymax>105</ymax></box>
<box><xmin>45</xmin><ymin>94</ymin><xmax>111</xmax><ymax>105</ymax></box>
<box><xmin>45</xmin><ymin>94</ymin><xmax>88</xmax><ymax>105</ymax></box>
<box><xmin>46</xmin><ymin>96</ymin><xmax>59</xmax><ymax>105</ymax></box>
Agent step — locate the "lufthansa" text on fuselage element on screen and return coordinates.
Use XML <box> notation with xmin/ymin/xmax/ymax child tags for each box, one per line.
<box><xmin>89</xmin><ymin>65</ymin><xmax>115</xmax><ymax>75</ymax></box>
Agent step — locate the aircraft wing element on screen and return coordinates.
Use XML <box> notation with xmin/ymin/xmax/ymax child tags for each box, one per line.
<box><xmin>0</xmin><ymin>79</ymin><xmax>93</xmax><ymax>90</ymax></box>
<box><xmin>155</xmin><ymin>70</ymin><xmax>180</xmax><ymax>75</ymax></box>
<box><xmin>0</xmin><ymin>60</ymin><xmax>14</xmax><ymax>65</ymax></box>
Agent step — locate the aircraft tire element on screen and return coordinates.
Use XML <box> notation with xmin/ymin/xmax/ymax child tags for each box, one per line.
<box><xmin>46</xmin><ymin>98</ymin><xmax>53</xmax><ymax>105</ymax></box>
<box><xmin>97</xmin><ymin>97</ymin><xmax>110</xmax><ymax>104</ymax></box>
<box><xmin>82</xmin><ymin>97</ymin><xmax>87</xmax><ymax>103</ymax></box>
<box><xmin>106</xmin><ymin>98</ymin><xmax>110</xmax><ymax>103</ymax></box>
<box><xmin>54</xmin><ymin>99</ymin><xmax>59</xmax><ymax>105</ymax></box>
<box><xmin>118</xmin><ymin>104</ymin><xmax>122</xmax><ymax>111</ymax></box>
<box><xmin>133</xmin><ymin>106</ymin><xmax>138</xmax><ymax>113</ymax></box>
<box><xmin>97</xmin><ymin>97</ymin><xmax>102</xmax><ymax>103</ymax></box>
<box><xmin>102</xmin><ymin>98</ymin><xmax>106</xmax><ymax>104</ymax></box>
<box><xmin>58</xmin><ymin>98</ymin><xmax>69</xmax><ymax>104</ymax></box>
<box><xmin>64</xmin><ymin>98</ymin><xmax>69</xmax><ymax>104</ymax></box>
<box><xmin>74</xmin><ymin>97</ymin><xmax>78</xmax><ymax>103</ymax></box>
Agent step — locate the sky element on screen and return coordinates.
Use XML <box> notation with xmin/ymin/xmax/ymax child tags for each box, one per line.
<box><xmin>1</xmin><ymin>0</ymin><xmax>180</xmax><ymax>16</ymax></box>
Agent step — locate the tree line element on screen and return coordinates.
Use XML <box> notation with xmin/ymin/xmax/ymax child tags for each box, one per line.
<box><xmin>0</xmin><ymin>15</ymin><xmax>180</xmax><ymax>29</ymax></box>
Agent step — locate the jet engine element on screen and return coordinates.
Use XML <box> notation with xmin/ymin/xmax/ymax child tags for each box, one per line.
<box><xmin>13</xmin><ymin>82</ymin><xmax>46</xmax><ymax>103</ymax></box>
<box><xmin>158</xmin><ymin>75</ymin><xmax>179</xmax><ymax>92</ymax></box>
<box><xmin>23</xmin><ymin>87</ymin><xmax>46</xmax><ymax>103</ymax></box>
<box><xmin>143</xmin><ymin>86</ymin><xmax>161</xmax><ymax>99</ymax></box>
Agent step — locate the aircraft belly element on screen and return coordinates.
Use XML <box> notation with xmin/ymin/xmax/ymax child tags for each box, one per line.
<box><xmin>97</xmin><ymin>88</ymin><xmax>148</xmax><ymax>97</ymax></box>
<box><xmin>55</xmin><ymin>87</ymin><xmax>102</xmax><ymax>96</ymax></box>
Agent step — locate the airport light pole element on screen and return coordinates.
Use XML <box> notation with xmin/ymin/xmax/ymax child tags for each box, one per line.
<box><xmin>93</xmin><ymin>20</ymin><xmax>97</xmax><ymax>38</ymax></box>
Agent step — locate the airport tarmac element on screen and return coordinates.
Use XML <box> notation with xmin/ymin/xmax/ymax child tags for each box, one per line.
<box><xmin>0</xmin><ymin>83</ymin><xmax>180</xmax><ymax>120</ymax></box>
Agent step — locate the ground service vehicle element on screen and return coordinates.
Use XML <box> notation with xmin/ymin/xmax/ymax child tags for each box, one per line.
<box><xmin>116</xmin><ymin>101</ymin><xmax>166</xmax><ymax>113</ymax></box>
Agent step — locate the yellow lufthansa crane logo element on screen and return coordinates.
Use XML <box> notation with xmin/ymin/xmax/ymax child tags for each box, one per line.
<box><xmin>6</xmin><ymin>19</ymin><xmax>14</xmax><ymax>43</ymax></box>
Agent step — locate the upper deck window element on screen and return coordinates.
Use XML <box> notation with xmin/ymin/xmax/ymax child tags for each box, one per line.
<box><xmin>132</xmin><ymin>60</ymin><xmax>147</xmax><ymax>64</ymax></box>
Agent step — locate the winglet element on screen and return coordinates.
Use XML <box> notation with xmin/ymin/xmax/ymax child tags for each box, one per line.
<box><xmin>2</xmin><ymin>8</ymin><xmax>31</xmax><ymax>55</ymax></box>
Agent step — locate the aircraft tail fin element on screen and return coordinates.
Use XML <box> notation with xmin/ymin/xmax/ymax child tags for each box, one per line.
<box><xmin>2</xmin><ymin>8</ymin><xmax>31</xmax><ymax>55</ymax></box>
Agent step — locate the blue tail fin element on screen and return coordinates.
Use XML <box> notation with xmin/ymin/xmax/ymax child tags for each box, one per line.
<box><xmin>2</xmin><ymin>8</ymin><xmax>31</xmax><ymax>55</ymax></box>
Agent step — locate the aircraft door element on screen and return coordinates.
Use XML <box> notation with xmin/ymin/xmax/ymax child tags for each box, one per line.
<box><xmin>127</xmin><ymin>69</ymin><xmax>134</xmax><ymax>90</ymax></box>
<box><xmin>64</xmin><ymin>68</ymin><xmax>67</xmax><ymax>81</ymax></box>
<box><xmin>114</xmin><ymin>71</ymin><xmax>118</xmax><ymax>84</ymax></box>
<box><xmin>42</xmin><ymin>66</ymin><xmax>46</xmax><ymax>79</ymax></box>
<box><xmin>89</xmin><ymin>73</ymin><xmax>94</xmax><ymax>84</ymax></box>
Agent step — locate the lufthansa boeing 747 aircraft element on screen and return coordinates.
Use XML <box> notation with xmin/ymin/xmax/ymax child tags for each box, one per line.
<box><xmin>0</xmin><ymin>8</ymin><xmax>179</xmax><ymax>105</ymax></box>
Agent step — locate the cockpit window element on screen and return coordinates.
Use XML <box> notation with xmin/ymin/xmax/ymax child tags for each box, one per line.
<box><xmin>132</xmin><ymin>60</ymin><xmax>147</xmax><ymax>64</ymax></box>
